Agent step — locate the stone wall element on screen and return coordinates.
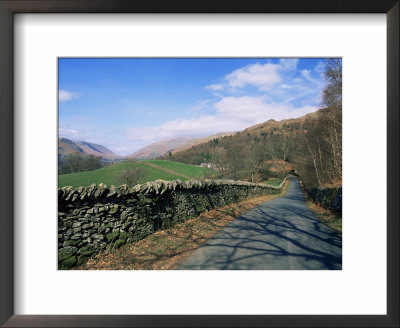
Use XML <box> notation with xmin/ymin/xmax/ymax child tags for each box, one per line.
<box><xmin>306</xmin><ymin>186</ymin><xmax>342</xmax><ymax>216</ymax></box>
<box><xmin>58</xmin><ymin>178</ymin><xmax>285</xmax><ymax>269</ymax></box>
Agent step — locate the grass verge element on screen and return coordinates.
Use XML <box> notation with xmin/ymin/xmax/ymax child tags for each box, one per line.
<box><xmin>298</xmin><ymin>181</ymin><xmax>342</xmax><ymax>233</ymax></box>
<box><xmin>76</xmin><ymin>180</ymin><xmax>290</xmax><ymax>270</ymax></box>
<box><xmin>309</xmin><ymin>202</ymin><xmax>342</xmax><ymax>233</ymax></box>
<box><xmin>304</xmin><ymin>196</ymin><xmax>342</xmax><ymax>233</ymax></box>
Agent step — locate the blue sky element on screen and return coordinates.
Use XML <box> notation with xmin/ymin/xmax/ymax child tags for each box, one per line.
<box><xmin>59</xmin><ymin>58</ymin><xmax>327</xmax><ymax>155</ymax></box>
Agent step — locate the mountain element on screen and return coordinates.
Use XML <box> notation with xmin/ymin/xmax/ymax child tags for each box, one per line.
<box><xmin>75</xmin><ymin>141</ymin><xmax>122</xmax><ymax>160</ymax></box>
<box><xmin>58</xmin><ymin>138</ymin><xmax>122</xmax><ymax>161</ymax></box>
<box><xmin>58</xmin><ymin>137</ymin><xmax>85</xmax><ymax>156</ymax></box>
<box><xmin>127</xmin><ymin>137</ymin><xmax>197</xmax><ymax>159</ymax></box>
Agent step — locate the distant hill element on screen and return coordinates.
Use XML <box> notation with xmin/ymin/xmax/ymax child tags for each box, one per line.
<box><xmin>75</xmin><ymin>141</ymin><xmax>123</xmax><ymax>160</ymax></box>
<box><xmin>171</xmin><ymin>132</ymin><xmax>235</xmax><ymax>154</ymax></box>
<box><xmin>128</xmin><ymin>137</ymin><xmax>198</xmax><ymax>160</ymax></box>
<box><xmin>128</xmin><ymin>132</ymin><xmax>235</xmax><ymax>160</ymax></box>
<box><xmin>58</xmin><ymin>137</ymin><xmax>85</xmax><ymax>156</ymax></box>
<box><xmin>58</xmin><ymin>137</ymin><xmax>122</xmax><ymax>161</ymax></box>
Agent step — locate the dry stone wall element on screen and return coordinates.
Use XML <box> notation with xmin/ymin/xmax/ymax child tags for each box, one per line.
<box><xmin>58</xmin><ymin>178</ymin><xmax>284</xmax><ymax>269</ymax></box>
<box><xmin>306</xmin><ymin>186</ymin><xmax>342</xmax><ymax>216</ymax></box>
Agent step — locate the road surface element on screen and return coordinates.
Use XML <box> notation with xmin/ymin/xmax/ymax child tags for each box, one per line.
<box><xmin>178</xmin><ymin>176</ymin><xmax>342</xmax><ymax>270</ymax></box>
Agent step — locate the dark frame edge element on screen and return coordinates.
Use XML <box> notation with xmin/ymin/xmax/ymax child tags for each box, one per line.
<box><xmin>2</xmin><ymin>314</ymin><xmax>400</xmax><ymax>328</ymax></box>
<box><xmin>0</xmin><ymin>0</ymin><xmax>398</xmax><ymax>13</ymax></box>
<box><xmin>0</xmin><ymin>1</ymin><xmax>14</xmax><ymax>327</ymax></box>
<box><xmin>1</xmin><ymin>0</ymin><xmax>399</xmax><ymax>327</ymax></box>
<box><xmin>387</xmin><ymin>2</ymin><xmax>400</xmax><ymax>327</ymax></box>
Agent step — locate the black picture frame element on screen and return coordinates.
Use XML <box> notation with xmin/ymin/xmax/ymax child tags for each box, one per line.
<box><xmin>0</xmin><ymin>1</ymin><xmax>398</xmax><ymax>327</ymax></box>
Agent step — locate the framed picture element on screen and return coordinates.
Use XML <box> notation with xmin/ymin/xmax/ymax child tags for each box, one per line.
<box><xmin>0</xmin><ymin>0</ymin><xmax>398</xmax><ymax>327</ymax></box>
<box><xmin>57</xmin><ymin>56</ymin><xmax>343</xmax><ymax>272</ymax></box>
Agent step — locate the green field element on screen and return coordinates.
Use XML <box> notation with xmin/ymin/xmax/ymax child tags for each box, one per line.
<box><xmin>146</xmin><ymin>160</ymin><xmax>205</xmax><ymax>179</ymax></box>
<box><xmin>58</xmin><ymin>160</ymin><xmax>206</xmax><ymax>188</ymax></box>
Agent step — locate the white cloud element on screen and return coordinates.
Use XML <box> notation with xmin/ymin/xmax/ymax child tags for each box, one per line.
<box><xmin>314</xmin><ymin>61</ymin><xmax>326</xmax><ymax>73</ymax></box>
<box><xmin>205</xmin><ymin>83</ymin><xmax>224</xmax><ymax>91</ymax></box>
<box><xmin>59</xmin><ymin>90</ymin><xmax>80</xmax><ymax>102</ymax></box>
<box><xmin>214</xmin><ymin>96</ymin><xmax>316</xmax><ymax>122</ymax></box>
<box><xmin>59</xmin><ymin>126</ymin><xmax>97</xmax><ymax>142</ymax></box>
<box><xmin>225</xmin><ymin>62</ymin><xmax>282</xmax><ymax>91</ymax></box>
<box><xmin>280</xmin><ymin>83</ymin><xmax>296</xmax><ymax>89</ymax></box>
<box><xmin>301</xmin><ymin>69</ymin><xmax>319</xmax><ymax>84</ymax></box>
<box><xmin>207</xmin><ymin>60</ymin><xmax>299</xmax><ymax>93</ymax></box>
<box><xmin>279</xmin><ymin>58</ymin><xmax>299</xmax><ymax>71</ymax></box>
<box><xmin>189</xmin><ymin>99</ymin><xmax>210</xmax><ymax>112</ymax></box>
<box><xmin>212</xmin><ymin>92</ymin><xmax>224</xmax><ymax>98</ymax></box>
<box><xmin>214</xmin><ymin>96</ymin><xmax>271</xmax><ymax>121</ymax></box>
<box><xmin>126</xmin><ymin>116</ymin><xmax>228</xmax><ymax>144</ymax></box>
<box><xmin>59</xmin><ymin>128</ymin><xmax>79</xmax><ymax>138</ymax></box>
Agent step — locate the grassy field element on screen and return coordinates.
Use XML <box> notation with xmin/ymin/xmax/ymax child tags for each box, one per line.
<box><xmin>146</xmin><ymin>160</ymin><xmax>205</xmax><ymax>179</ymax></box>
<box><xmin>58</xmin><ymin>160</ymin><xmax>206</xmax><ymax>188</ymax></box>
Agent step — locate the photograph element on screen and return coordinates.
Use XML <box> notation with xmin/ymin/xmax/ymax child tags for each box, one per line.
<box><xmin>58</xmin><ymin>57</ymin><xmax>342</xmax><ymax>270</ymax></box>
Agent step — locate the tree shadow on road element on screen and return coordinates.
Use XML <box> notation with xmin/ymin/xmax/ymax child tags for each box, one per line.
<box><xmin>179</xmin><ymin>202</ymin><xmax>342</xmax><ymax>270</ymax></box>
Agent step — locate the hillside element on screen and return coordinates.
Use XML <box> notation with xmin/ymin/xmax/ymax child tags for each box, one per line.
<box><xmin>58</xmin><ymin>160</ymin><xmax>206</xmax><ymax>188</ymax></box>
<box><xmin>58</xmin><ymin>137</ymin><xmax>85</xmax><ymax>156</ymax></box>
<box><xmin>244</xmin><ymin>110</ymin><xmax>320</xmax><ymax>134</ymax></box>
<box><xmin>75</xmin><ymin>141</ymin><xmax>123</xmax><ymax>160</ymax></box>
<box><xmin>58</xmin><ymin>137</ymin><xmax>122</xmax><ymax>161</ymax></box>
<box><xmin>166</xmin><ymin>110</ymin><xmax>321</xmax><ymax>164</ymax></box>
<box><xmin>171</xmin><ymin>132</ymin><xmax>235</xmax><ymax>154</ymax></box>
<box><xmin>128</xmin><ymin>132</ymin><xmax>235</xmax><ymax>160</ymax></box>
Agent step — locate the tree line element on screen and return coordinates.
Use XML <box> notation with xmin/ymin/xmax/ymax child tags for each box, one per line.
<box><xmin>58</xmin><ymin>153</ymin><xmax>104</xmax><ymax>175</ymax></box>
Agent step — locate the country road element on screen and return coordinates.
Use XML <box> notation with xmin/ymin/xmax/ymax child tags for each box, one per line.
<box><xmin>178</xmin><ymin>176</ymin><xmax>342</xmax><ymax>270</ymax></box>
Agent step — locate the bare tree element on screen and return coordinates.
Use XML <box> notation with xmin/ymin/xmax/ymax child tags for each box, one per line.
<box><xmin>321</xmin><ymin>58</ymin><xmax>342</xmax><ymax>182</ymax></box>
<box><xmin>210</xmin><ymin>146</ymin><xmax>228</xmax><ymax>175</ymax></box>
<box><xmin>280</xmin><ymin>134</ymin><xmax>290</xmax><ymax>176</ymax></box>
<box><xmin>305</xmin><ymin>135</ymin><xmax>322</xmax><ymax>187</ymax></box>
<box><xmin>116</xmin><ymin>166</ymin><xmax>145</xmax><ymax>187</ymax></box>
<box><xmin>322</xmin><ymin>58</ymin><xmax>342</xmax><ymax>111</ymax></box>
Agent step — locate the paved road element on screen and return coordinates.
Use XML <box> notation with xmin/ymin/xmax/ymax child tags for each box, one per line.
<box><xmin>178</xmin><ymin>176</ymin><xmax>342</xmax><ymax>270</ymax></box>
